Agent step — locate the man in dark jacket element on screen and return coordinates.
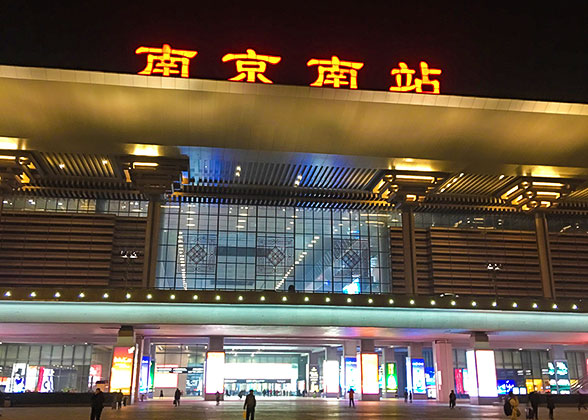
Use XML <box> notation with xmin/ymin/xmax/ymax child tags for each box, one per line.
<box><xmin>244</xmin><ymin>389</ymin><xmax>256</xmax><ymax>420</ymax></box>
<box><xmin>90</xmin><ymin>388</ymin><xmax>105</xmax><ymax>420</ymax></box>
<box><xmin>528</xmin><ymin>391</ymin><xmax>540</xmax><ymax>419</ymax></box>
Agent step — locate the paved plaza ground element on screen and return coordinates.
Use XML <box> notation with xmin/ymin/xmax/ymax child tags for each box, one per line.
<box><xmin>1</xmin><ymin>398</ymin><xmax>587</xmax><ymax>420</ymax></box>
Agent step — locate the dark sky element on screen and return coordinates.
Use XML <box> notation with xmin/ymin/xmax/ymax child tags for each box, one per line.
<box><xmin>0</xmin><ymin>1</ymin><xmax>586</xmax><ymax>102</ymax></box>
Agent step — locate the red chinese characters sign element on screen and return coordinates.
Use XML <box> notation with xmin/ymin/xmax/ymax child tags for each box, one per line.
<box><xmin>135</xmin><ymin>43</ymin><xmax>442</xmax><ymax>94</ymax></box>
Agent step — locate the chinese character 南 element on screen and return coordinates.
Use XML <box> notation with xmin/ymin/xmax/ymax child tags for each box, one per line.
<box><xmin>307</xmin><ymin>56</ymin><xmax>364</xmax><ymax>89</ymax></box>
<box><xmin>222</xmin><ymin>49</ymin><xmax>282</xmax><ymax>84</ymax></box>
<box><xmin>389</xmin><ymin>61</ymin><xmax>442</xmax><ymax>94</ymax></box>
<box><xmin>135</xmin><ymin>44</ymin><xmax>198</xmax><ymax>78</ymax></box>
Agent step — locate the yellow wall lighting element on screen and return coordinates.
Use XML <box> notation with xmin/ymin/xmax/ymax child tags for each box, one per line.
<box><xmin>396</xmin><ymin>174</ymin><xmax>435</xmax><ymax>183</ymax></box>
<box><xmin>539</xmin><ymin>201</ymin><xmax>552</xmax><ymax>208</ymax></box>
<box><xmin>535</xmin><ymin>191</ymin><xmax>561</xmax><ymax>199</ymax></box>
<box><xmin>0</xmin><ymin>155</ymin><xmax>16</xmax><ymax>161</ymax></box>
<box><xmin>532</xmin><ymin>182</ymin><xmax>564</xmax><ymax>188</ymax></box>
<box><xmin>405</xmin><ymin>194</ymin><xmax>418</xmax><ymax>201</ymax></box>
<box><xmin>373</xmin><ymin>179</ymin><xmax>386</xmax><ymax>194</ymax></box>
<box><xmin>132</xmin><ymin>144</ymin><xmax>160</xmax><ymax>157</ymax></box>
<box><xmin>511</xmin><ymin>194</ymin><xmax>526</xmax><ymax>206</ymax></box>
<box><xmin>132</xmin><ymin>162</ymin><xmax>159</xmax><ymax>168</ymax></box>
<box><xmin>501</xmin><ymin>186</ymin><xmax>520</xmax><ymax>200</ymax></box>
<box><xmin>0</xmin><ymin>137</ymin><xmax>20</xmax><ymax>150</ymax></box>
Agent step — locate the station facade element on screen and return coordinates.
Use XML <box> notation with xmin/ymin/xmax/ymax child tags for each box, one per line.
<box><xmin>0</xmin><ymin>64</ymin><xmax>587</xmax><ymax>403</ymax></box>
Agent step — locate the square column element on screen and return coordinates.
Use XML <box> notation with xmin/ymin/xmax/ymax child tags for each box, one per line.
<box><xmin>382</xmin><ymin>347</ymin><xmax>399</xmax><ymax>398</ymax></box>
<box><xmin>432</xmin><ymin>340</ymin><xmax>453</xmax><ymax>403</ymax></box>
<box><xmin>466</xmin><ymin>333</ymin><xmax>498</xmax><ymax>405</ymax></box>
<box><xmin>323</xmin><ymin>346</ymin><xmax>340</xmax><ymax>398</ymax></box>
<box><xmin>204</xmin><ymin>336</ymin><xmax>225</xmax><ymax>401</ymax></box>
<box><xmin>360</xmin><ymin>339</ymin><xmax>379</xmax><ymax>401</ymax></box>
<box><xmin>408</xmin><ymin>343</ymin><xmax>427</xmax><ymax>399</ymax></box>
<box><xmin>342</xmin><ymin>341</ymin><xmax>359</xmax><ymax>398</ymax></box>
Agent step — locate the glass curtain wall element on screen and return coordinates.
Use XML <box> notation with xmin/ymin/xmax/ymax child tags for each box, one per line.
<box><xmin>156</xmin><ymin>203</ymin><xmax>396</xmax><ymax>294</ymax></box>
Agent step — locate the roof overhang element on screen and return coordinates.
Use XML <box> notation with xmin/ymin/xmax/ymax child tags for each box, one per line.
<box><xmin>1</xmin><ymin>65</ymin><xmax>587</xmax><ymax>171</ymax></box>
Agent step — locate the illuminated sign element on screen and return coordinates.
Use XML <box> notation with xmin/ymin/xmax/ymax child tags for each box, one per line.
<box><xmin>135</xmin><ymin>44</ymin><xmax>198</xmax><ymax>77</ymax></box>
<box><xmin>454</xmin><ymin>368</ymin><xmax>464</xmax><ymax>395</ymax></box>
<box><xmin>139</xmin><ymin>356</ymin><xmax>150</xmax><ymax>393</ymax></box>
<box><xmin>344</xmin><ymin>357</ymin><xmax>358</xmax><ymax>392</ymax></box>
<box><xmin>360</xmin><ymin>353</ymin><xmax>379</xmax><ymax>395</ymax></box>
<box><xmin>222</xmin><ymin>49</ymin><xmax>281</xmax><ymax>83</ymax></box>
<box><xmin>110</xmin><ymin>346</ymin><xmax>136</xmax><ymax>394</ymax></box>
<box><xmin>411</xmin><ymin>359</ymin><xmax>426</xmax><ymax>394</ymax></box>
<box><xmin>466</xmin><ymin>350</ymin><xmax>498</xmax><ymax>398</ymax></box>
<box><xmin>154</xmin><ymin>364</ymin><xmax>179</xmax><ymax>388</ymax></box>
<box><xmin>37</xmin><ymin>367</ymin><xmax>54</xmax><ymax>393</ymax></box>
<box><xmin>323</xmin><ymin>360</ymin><xmax>340</xmax><ymax>394</ymax></box>
<box><xmin>8</xmin><ymin>363</ymin><xmax>27</xmax><ymax>393</ymax></box>
<box><xmin>548</xmin><ymin>360</ymin><xmax>571</xmax><ymax>394</ymax></box>
<box><xmin>309</xmin><ymin>365</ymin><xmax>319</xmax><ymax>392</ymax></box>
<box><xmin>135</xmin><ymin>43</ymin><xmax>441</xmax><ymax>93</ymax></box>
<box><xmin>205</xmin><ymin>352</ymin><xmax>225</xmax><ymax>394</ymax></box>
<box><xmin>385</xmin><ymin>362</ymin><xmax>398</xmax><ymax>392</ymax></box>
<box><xmin>307</xmin><ymin>56</ymin><xmax>364</xmax><ymax>89</ymax></box>
<box><xmin>389</xmin><ymin>62</ymin><xmax>441</xmax><ymax>94</ymax></box>
<box><xmin>89</xmin><ymin>364</ymin><xmax>102</xmax><ymax>388</ymax></box>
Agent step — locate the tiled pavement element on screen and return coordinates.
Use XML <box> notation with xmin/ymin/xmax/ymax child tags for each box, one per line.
<box><xmin>1</xmin><ymin>397</ymin><xmax>587</xmax><ymax>419</ymax></box>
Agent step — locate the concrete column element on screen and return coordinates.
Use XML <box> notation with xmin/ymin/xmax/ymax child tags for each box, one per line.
<box><xmin>324</xmin><ymin>347</ymin><xmax>340</xmax><ymax>398</ymax></box>
<box><xmin>407</xmin><ymin>343</ymin><xmax>427</xmax><ymax>400</ymax></box>
<box><xmin>432</xmin><ymin>340</ymin><xmax>453</xmax><ymax>403</ymax></box>
<box><xmin>382</xmin><ymin>347</ymin><xmax>398</xmax><ymax>398</ymax></box>
<box><xmin>342</xmin><ymin>341</ymin><xmax>359</xmax><ymax>397</ymax></box>
<box><xmin>401</xmin><ymin>209</ymin><xmax>418</xmax><ymax>295</ymax></box>
<box><xmin>535</xmin><ymin>212</ymin><xmax>555</xmax><ymax>299</ymax></box>
<box><xmin>143</xmin><ymin>198</ymin><xmax>162</xmax><ymax>288</ymax></box>
<box><xmin>548</xmin><ymin>345</ymin><xmax>565</xmax><ymax>361</ymax></box>
<box><xmin>131</xmin><ymin>335</ymin><xmax>144</xmax><ymax>404</ymax></box>
<box><xmin>204</xmin><ymin>336</ymin><xmax>225</xmax><ymax>401</ymax></box>
<box><xmin>360</xmin><ymin>339</ymin><xmax>379</xmax><ymax>401</ymax></box>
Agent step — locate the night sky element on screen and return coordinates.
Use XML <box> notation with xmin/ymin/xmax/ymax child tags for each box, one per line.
<box><xmin>0</xmin><ymin>1</ymin><xmax>586</xmax><ymax>103</ymax></box>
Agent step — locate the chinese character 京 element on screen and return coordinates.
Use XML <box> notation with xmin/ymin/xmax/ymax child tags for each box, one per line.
<box><xmin>389</xmin><ymin>61</ymin><xmax>442</xmax><ymax>94</ymax></box>
<box><xmin>222</xmin><ymin>49</ymin><xmax>282</xmax><ymax>84</ymax></box>
<box><xmin>307</xmin><ymin>56</ymin><xmax>364</xmax><ymax>89</ymax></box>
<box><xmin>135</xmin><ymin>44</ymin><xmax>198</xmax><ymax>78</ymax></box>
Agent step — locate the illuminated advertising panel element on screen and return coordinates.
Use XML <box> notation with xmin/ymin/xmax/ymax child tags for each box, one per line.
<box><xmin>37</xmin><ymin>367</ymin><xmax>54</xmax><ymax>392</ymax></box>
<box><xmin>323</xmin><ymin>360</ymin><xmax>340</xmax><ymax>394</ymax></box>
<box><xmin>385</xmin><ymin>362</ymin><xmax>398</xmax><ymax>392</ymax></box>
<box><xmin>139</xmin><ymin>356</ymin><xmax>150</xmax><ymax>393</ymax></box>
<box><xmin>344</xmin><ymin>357</ymin><xmax>358</xmax><ymax>392</ymax></box>
<box><xmin>474</xmin><ymin>350</ymin><xmax>498</xmax><ymax>398</ymax></box>
<box><xmin>465</xmin><ymin>351</ymin><xmax>478</xmax><ymax>397</ymax></box>
<box><xmin>411</xmin><ymin>359</ymin><xmax>426</xmax><ymax>394</ymax></box>
<box><xmin>361</xmin><ymin>353</ymin><xmax>379</xmax><ymax>395</ymax></box>
<box><xmin>8</xmin><ymin>363</ymin><xmax>27</xmax><ymax>393</ymax></box>
<box><xmin>554</xmin><ymin>360</ymin><xmax>571</xmax><ymax>394</ymax></box>
<box><xmin>110</xmin><ymin>346</ymin><xmax>136</xmax><ymax>394</ymax></box>
<box><xmin>89</xmin><ymin>364</ymin><xmax>102</xmax><ymax>388</ymax></box>
<box><xmin>205</xmin><ymin>352</ymin><xmax>225</xmax><ymax>394</ymax></box>
<box><xmin>454</xmin><ymin>368</ymin><xmax>464</xmax><ymax>395</ymax></box>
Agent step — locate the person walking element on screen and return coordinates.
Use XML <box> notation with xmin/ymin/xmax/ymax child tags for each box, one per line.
<box><xmin>243</xmin><ymin>389</ymin><xmax>256</xmax><ymax>420</ymax></box>
<box><xmin>90</xmin><ymin>388</ymin><xmax>105</xmax><ymax>420</ymax></box>
<box><xmin>409</xmin><ymin>391</ymin><xmax>413</xmax><ymax>403</ymax></box>
<box><xmin>116</xmin><ymin>391</ymin><xmax>123</xmax><ymax>409</ymax></box>
<box><xmin>509</xmin><ymin>391</ymin><xmax>520</xmax><ymax>420</ymax></box>
<box><xmin>404</xmin><ymin>389</ymin><xmax>408</xmax><ymax>402</ymax></box>
<box><xmin>449</xmin><ymin>390</ymin><xmax>456</xmax><ymax>409</ymax></box>
<box><xmin>174</xmin><ymin>388</ymin><xmax>182</xmax><ymax>407</ymax></box>
<box><xmin>0</xmin><ymin>387</ymin><xmax>4</xmax><ymax>417</ymax></box>
<box><xmin>159</xmin><ymin>389</ymin><xmax>164</xmax><ymax>398</ymax></box>
<box><xmin>579</xmin><ymin>391</ymin><xmax>587</xmax><ymax>411</ymax></box>
<box><xmin>216</xmin><ymin>391</ymin><xmax>221</xmax><ymax>405</ymax></box>
<box><xmin>528</xmin><ymin>391</ymin><xmax>539</xmax><ymax>420</ymax></box>
<box><xmin>348</xmin><ymin>388</ymin><xmax>355</xmax><ymax>408</ymax></box>
<box><xmin>546</xmin><ymin>394</ymin><xmax>555</xmax><ymax>420</ymax></box>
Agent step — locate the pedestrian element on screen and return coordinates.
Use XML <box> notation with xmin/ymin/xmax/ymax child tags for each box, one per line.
<box><xmin>404</xmin><ymin>389</ymin><xmax>408</xmax><ymax>402</ymax></box>
<box><xmin>159</xmin><ymin>389</ymin><xmax>164</xmax><ymax>398</ymax></box>
<box><xmin>244</xmin><ymin>389</ymin><xmax>256</xmax><ymax>420</ymax></box>
<box><xmin>239</xmin><ymin>389</ymin><xmax>244</xmax><ymax>399</ymax></box>
<box><xmin>546</xmin><ymin>394</ymin><xmax>555</xmax><ymax>420</ymax></box>
<box><xmin>409</xmin><ymin>391</ymin><xmax>413</xmax><ymax>403</ymax></box>
<box><xmin>216</xmin><ymin>391</ymin><xmax>221</xmax><ymax>405</ymax></box>
<box><xmin>528</xmin><ymin>390</ymin><xmax>539</xmax><ymax>420</ymax></box>
<box><xmin>348</xmin><ymin>388</ymin><xmax>355</xmax><ymax>407</ymax></box>
<box><xmin>90</xmin><ymin>388</ymin><xmax>105</xmax><ymax>420</ymax></box>
<box><xmin>0</xmin><ymin>387</ymin><xmax>4</xmax><ymax>417</ymax></box>
<box><xmin>579</xmin><ymin>391</ymin><xmax>587</xmax><ymax>411</ymax></box>
<box><xmin>449</xmin><ymin>390</ymin><xmax>456</xmax><ymax>409</ymax></box>
<box><xmin>174</xmin><ymin>387</ymin><xmax>182</xmax><ymax>407</ymax></box>
<box><xmin>116</xmin><ymin>391</ymin><xmax>123</xmax><ymax>409</ymax></box>
<box><xmin>509</xmin><ymin>391</ymin><xmax>520</xmax><ymax>420</ymax></box>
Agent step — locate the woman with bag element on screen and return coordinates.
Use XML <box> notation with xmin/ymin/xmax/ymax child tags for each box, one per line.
<box><xmin>508</xmin><ymin>391</ymin><xmax>521</xmax><ymax>419</ymax></box>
